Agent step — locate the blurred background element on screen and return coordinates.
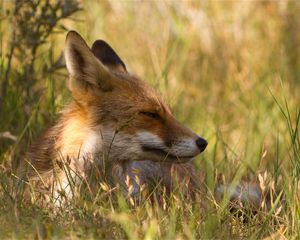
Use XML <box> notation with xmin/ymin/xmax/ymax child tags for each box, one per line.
<box><xmin>0</xmin><ymin>0</ymin><xmax>299</xmax><ymax>195</ymax></box>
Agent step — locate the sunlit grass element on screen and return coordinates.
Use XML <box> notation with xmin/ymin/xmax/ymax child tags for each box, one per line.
<box><xmin>0</xmin><ymin>0</ymin><xmax>299</xmax><ymax>239</ymax></box>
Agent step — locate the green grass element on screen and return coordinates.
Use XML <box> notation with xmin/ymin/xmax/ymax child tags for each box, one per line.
<box><xmin>0</xmin><ymin>1</ymin><xmax>300</xmax><ymax>239</ymax></box>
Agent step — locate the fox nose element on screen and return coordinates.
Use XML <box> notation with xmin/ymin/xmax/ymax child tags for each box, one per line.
<box><xmin>196</xmin><ymin>137</ymin><xmax>208</xmax><ymax>152</ymax></box>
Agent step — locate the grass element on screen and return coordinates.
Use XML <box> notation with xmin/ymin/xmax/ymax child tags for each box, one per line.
<box><xmin>0</xmin><ymin>0</ymin><xmax>299</xmax><ymax>239</ymax></box>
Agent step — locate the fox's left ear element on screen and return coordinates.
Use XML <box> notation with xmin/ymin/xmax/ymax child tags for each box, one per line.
<box><xmin>91</xmin><ymin>40</ymin><xmax>127</xmax><ymax>73</ymax></box>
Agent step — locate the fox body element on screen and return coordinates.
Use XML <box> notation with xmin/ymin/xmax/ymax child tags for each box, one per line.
<box><xmin>21</xmin><ymin>31</ymin><xmax>208</xmax><ymax>204</ymax></box>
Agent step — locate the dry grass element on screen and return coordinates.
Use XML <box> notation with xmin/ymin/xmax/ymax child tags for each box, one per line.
<box><xmin>0</xmin><ymin>1</ymin><xmax>299</xmax><ymax>239</ymax></box>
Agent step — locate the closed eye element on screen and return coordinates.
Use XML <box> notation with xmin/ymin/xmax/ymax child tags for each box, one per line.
<box><xmin>140</xmin><ymin>111</ymin><xmax>161</xmax><ymax>120</ymax></box>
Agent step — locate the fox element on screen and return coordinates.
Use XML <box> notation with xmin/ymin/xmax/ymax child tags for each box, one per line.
<box><xmin>19</xmin><ymin>31</ymin><xmax>209</xmax><ymax>206</ymax></box>
<box><xmin>20</xmin><ymin>31</ymin><xmax>267</xmax><ymax>210</ymax></box>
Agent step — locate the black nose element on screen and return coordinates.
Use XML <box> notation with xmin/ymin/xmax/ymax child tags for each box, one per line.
<box><xmin>196</xmin><ymin>137</ymin><xmax>208</xmax><ymax>152</ymax></box>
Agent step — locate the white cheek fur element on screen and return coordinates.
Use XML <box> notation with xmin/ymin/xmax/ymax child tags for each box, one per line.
<box><xmin>137</xmin><ymin>131</ymin><xmax>200</xmax><ymax>157</ymax></box>
<box><xmin>80</xmin><ymin>129</ymin><xmax>200</xmax><ymax>161</ymax></box>
<box><xmin>137</xmin><ymin>131</ymin><xmax>165</xmax><ymax>148</ymax></box>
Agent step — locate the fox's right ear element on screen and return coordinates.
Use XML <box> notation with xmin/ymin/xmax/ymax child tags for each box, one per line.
<box><xmin>64</xmin><ymin>31</ymin><xmax>114</xmax><ymax>92</ymax></box>
<box><xmin>91</xmin><ymin>40</ymin><xmax>127</xmax><ymax>73</ymax></box>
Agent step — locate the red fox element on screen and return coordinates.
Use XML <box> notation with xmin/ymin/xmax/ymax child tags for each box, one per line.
<box><xmin>20</xmin><ymin>31</ymin><xmax>266</xmax><ymax>209</ymax></box>
<box><xmin>20</xmin><ymin>31</ymin><xmax>209</xmax><ymax>205</ymax></box>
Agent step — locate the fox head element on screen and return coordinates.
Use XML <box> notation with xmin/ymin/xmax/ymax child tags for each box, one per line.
<box><xmin>64</xmin><ymin>31</ymin><xmax>207</xmax><ymax>163</ymax></box>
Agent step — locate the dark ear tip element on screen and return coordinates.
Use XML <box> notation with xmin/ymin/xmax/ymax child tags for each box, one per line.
<box><xmin>91</xmin><ymin>39</ymin><xmax>127</xmax><ymax>72</ymax></box>
<box><xmin>66</xmin><ymin>30</ymin><xmax>79</xmax><ymax>39</ymax></box>
<box><xmin>91</xmin><ymin>40</ymin><xmax>110</xmax><ymax>51</ymax></box>
<box><xmin>67</xmin><ymin>30</ymin><xmax>78</xmax><ymax>35</ymax></box>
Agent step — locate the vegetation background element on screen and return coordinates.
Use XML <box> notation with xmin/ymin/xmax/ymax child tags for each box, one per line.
<box><xmin>0</xmin><ymin>0</ymin><xmax>299</xmax><ymax>239</ymax></box>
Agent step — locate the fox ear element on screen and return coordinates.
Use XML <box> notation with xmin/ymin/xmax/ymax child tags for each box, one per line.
<box><xmin>91</xmin><ymin>40</ymin><xmax>127</xmax><ymax>73</ymax></box>
<box><xmin>64</xmin><ymin>31</ymin><xmax>114</xmax><ymax>92</ymax></box>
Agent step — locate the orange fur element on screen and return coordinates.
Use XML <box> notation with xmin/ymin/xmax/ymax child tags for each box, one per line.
<box><xmin>20</xmin><ymin>31</ymin><xmax>208</xmax><ymax>205</ymax></box>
